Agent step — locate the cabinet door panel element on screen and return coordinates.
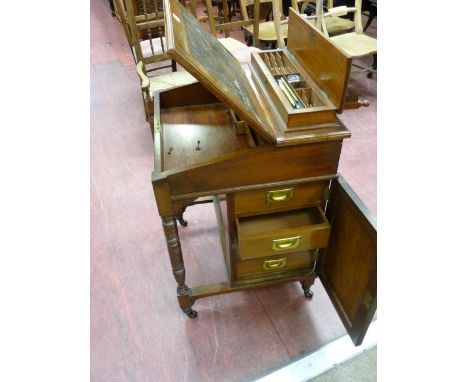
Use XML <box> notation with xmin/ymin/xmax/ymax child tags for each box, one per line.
<box><xmin>319</xmin><ymin>175</ymin><xmax>377</xmax><ymax>346</ymax></box>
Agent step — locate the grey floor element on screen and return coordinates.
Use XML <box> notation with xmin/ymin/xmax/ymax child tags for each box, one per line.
<box><xmin>309</xmin><ymin>346</ymin><xmax>377</xmax><ymax>382</ymax></box>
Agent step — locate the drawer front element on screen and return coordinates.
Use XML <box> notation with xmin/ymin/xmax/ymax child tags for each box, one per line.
<box><xmin>236</xmin><ymin>251</ymin><xmax>315</xmax><ymax>280</ymax></box>
<box><xmin>234</xmin><ymin>181</ymin><xmax>329</xmax><ymax>216</ymax></box>
<box><xmin>237</xmin><ymin>207</ymin><xmax>331</xmax><ymax>260</ymax></box>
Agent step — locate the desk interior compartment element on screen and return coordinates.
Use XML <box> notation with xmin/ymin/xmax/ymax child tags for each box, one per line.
<box><xmin>261</xmin><ymin>51</ymin><xmax>325</xmax><ymax>110</ymax></box>
<box><xmin>236</xmin><ymin>206</ymin><xmax>331</xmax><ymax>261</ymax></box>
<box><xmin>249</xmin><ymin>10</ymin><xmax>352</xmax><ymax>130</ymax></box>
<box><xmin>251</xmin><ymin>50</ymin><xmax>336</xmax><ymax>129</ymax></box>
<box><xmin>154</xmin><ymin>82</ymin><xmax>253</xmax><ymax>174</ymax></box>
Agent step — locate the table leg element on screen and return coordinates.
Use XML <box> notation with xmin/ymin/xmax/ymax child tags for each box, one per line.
<box><xmin>161</xmin><ymin>216</ymin><xmax>197</xmax><ymax>318</ymax></box>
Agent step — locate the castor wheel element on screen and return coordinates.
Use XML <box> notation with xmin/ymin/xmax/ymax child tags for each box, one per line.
<box><xmin>367</xmin><ymin>72</ymin><xmax>374</xmax><ymax>79</ymax></box>
<box><xmin>184</xmin><ymin>308</ymin><xmax>198</xmax><ymax>318</ymax></box>
<box><xmin>177</xmin><ymin>216</ymin><xmax>188</xmax><ymax>227</ymax></box>
<box><xmin>304</xmin><ymin>290</ymin><xmax>314</xmax><ymax>299</ymax></box>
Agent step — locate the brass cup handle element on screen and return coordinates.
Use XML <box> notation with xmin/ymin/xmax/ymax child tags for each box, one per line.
<box><xmin>263</xmin><ymin>258</ymin><xmax>287</xmax><ymax>271</ymax></box>
<box><xmin>272</xmin><ymin>236</ymin><xmax>301</xmax><ymax>251</ymax></box>
<box><xmin>266</xmin><ymin>188</ymin><xmax>294</xmax><ymax>203</ymax></box>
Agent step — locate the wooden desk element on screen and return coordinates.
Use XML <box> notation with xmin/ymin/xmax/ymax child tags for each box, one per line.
<box><xmin>152</xmin><ymin>0</ymin><xmax>376</xmax><ymax>346</ymax></box>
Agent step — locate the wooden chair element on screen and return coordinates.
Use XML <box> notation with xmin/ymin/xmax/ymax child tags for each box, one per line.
<box><xmin>123</xmin><ymin>0</ymin><xmax>177</xmax><ymax>70</ymax></box>
<box><xmin>317</xmin><ymin>0</ymin><xmax>355</xmax><ymax>36</ymax></box>
<box><xmin>319</xmin><ymin>0</ymin><xmax>376</xmax><ymax>34</ymax></box>
<box><xmin>125</xmin><ymin>0</ymin><xmax>198</xmax><ymax>123</ymax></box>
<box><xmin>113</xmin><ymin>0</ymin><xmax>175</xmax><ymax>71</ymax></box>
<box><xmin>316</xmin><ymin>0</ymin><xmax>376</xmax><ymax>77</ymax></box>
<box><xmin>239</xmin><ymin>0</ymin><xmax>288</xmax><ymax>49</ymax></box>
<box><xmin>113</xmin><ymin>0</ymin><xmax>138</xmax><ymax>60</ymax></box>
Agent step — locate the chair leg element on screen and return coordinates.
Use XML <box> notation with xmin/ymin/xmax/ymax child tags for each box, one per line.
<box><xmin>245</xmin><ymin>33</ymin><xmax>253</xmax><ymax>46</ymax></box>
<box><xmin>363</xmin><ymin>15</ymin><xmax>374</xmax><ymax>32</ymax></box>
<box><xmin>367</xmin><ymin>54</ymin><xmax>377</xmax><ymax>78</ymax></box>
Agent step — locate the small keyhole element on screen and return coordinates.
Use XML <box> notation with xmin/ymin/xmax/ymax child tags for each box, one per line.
<box><xmin>167</xmin><ymin>147</ymin><xmax>173</xmax><ymax>155</ymax></box>
<box><xmin>196</xmin><ymin>140</ymin><xmax>201</xmax><ymax>151</ymax></box>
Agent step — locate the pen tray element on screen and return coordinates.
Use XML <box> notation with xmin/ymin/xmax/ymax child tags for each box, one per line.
<box><xmin>251</xmin><ymin>50</ymin><xmax>336</xmax><ymax>129</ymax></box>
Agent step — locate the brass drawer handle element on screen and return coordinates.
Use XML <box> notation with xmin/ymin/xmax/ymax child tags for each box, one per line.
<box><xmin>263</xmin><ymin>258</ymin><xmax>287</xmax><ymax>271</ymax></box>
<box><xmin>272</xmin><ymin>236</ymin><xmax>301</xmax><ymax>251</ymax></box>
<box><xmin>266</xmin><ymin>188</ymin><xmax>294</xmax><ymax>203</ymax></box>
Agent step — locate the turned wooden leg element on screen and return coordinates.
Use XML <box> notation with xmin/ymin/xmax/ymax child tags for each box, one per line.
<box><xmin>301</xmin><ymin>279</ymin><xmax>314</xmax><ymax>299</ymax></box>
<box><xmin>161</xmin><ymin>216</ymin><xmax>197</xmax><ymax>318</ymax></box>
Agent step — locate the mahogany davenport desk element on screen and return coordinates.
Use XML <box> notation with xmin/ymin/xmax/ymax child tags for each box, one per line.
<box><xmin>151</xmin><ymin>0</ymin><xmax>376</xmax><ymax>346</ymax></box>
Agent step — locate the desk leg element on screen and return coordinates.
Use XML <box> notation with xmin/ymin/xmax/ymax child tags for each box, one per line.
<box><xmin>301</xmin><ymin>279</ymin><xmax>314</xmax><ymax>299</ymax></box>
<box><xmin>161</xmin><ymin>216</ymin><xmax>197</xmax><ymax>318</ymax></box>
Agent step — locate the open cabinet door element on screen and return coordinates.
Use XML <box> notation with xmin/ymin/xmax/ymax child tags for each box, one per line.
<box><xmin>319</xmin><ymin>175</ymin><xmax>377</xmax><ymax>346</ymax></box>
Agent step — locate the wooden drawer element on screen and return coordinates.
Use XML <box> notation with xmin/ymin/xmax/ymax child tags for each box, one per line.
<box><xmin>234</xmin><ymin>181</ymin><xmax>328</xmax><ymax>216</ymax></box>
<box><xmin>236</xmin><ymin>206</ymin><xmax>331</xmax><ymax>260</ymax></box>
<box><xmin>235</xmin><ymin>251</ymin><xmax>315</xmax><ymax>280</ymax></box>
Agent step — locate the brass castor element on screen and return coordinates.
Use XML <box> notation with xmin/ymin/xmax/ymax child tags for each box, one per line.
<box><xmin>300</xmin><ymin>280</ymin><xmax>314</xmax><ymax>299</ymax></box>
<box><xmin>304</xmin><ymin>290</ymin><xmax>314</xmax><ymax>299</ymax></box>
<box><xmin>177</xmin><ymin>216</ymin><xmax>188</xmax><ymax>227</ymax></box>
<box><xmin>184</xmin><ymin>308</ymin><xmax>198</xmax><ymax>318</ymax></box>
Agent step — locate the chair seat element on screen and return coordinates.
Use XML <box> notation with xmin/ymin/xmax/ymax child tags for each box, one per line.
<box><xmin>149</xmin><ymin>71</ymin><xmax>198</xmax><ymax>95</ymax></box>
<box><xmin>244</xmin><ymin>21</ymin><xmax>288</xmax><ymax>42</ymax></box>
<box><xmin>330</xmin><ymin>32</ymin><xmax>377</xmax><ymax>57</ymax></box>
<box><xmin>218</xmin><ymin>37</ymin><xmax>260</xmax><ymax>63</ymax></box>
<box><xmin>325</xmin><ymin>16</ymin><xmax>355</xmax><ymax>36</ymax></box>
<box><xmin>133</xmin><ymin>37</ymin><xmax>167</xmax><ymax>58</ymax></box>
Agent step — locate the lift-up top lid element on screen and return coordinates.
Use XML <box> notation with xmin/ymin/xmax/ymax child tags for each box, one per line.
<box><xmin>163</xmin><ymin>0</ymin><xmax>276</xmax><ymax>143</ymax></box>
<box><xmin>287</xmin><ymin>9</ymin><xmax>352</xmax><ymax>113</ymax></box>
